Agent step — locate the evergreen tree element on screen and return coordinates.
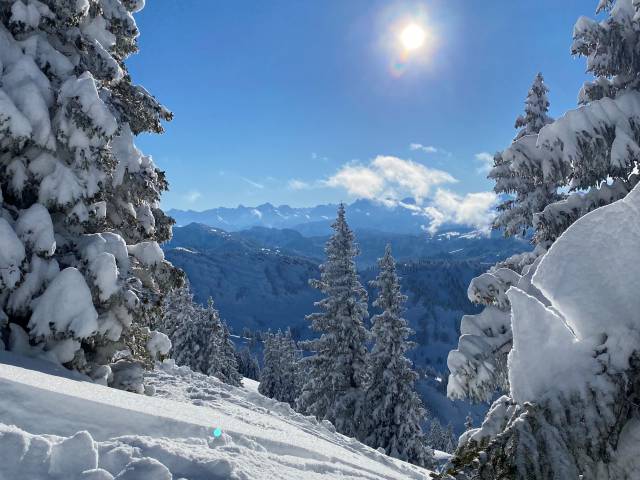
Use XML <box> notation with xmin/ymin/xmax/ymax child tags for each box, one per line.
<box><xmin>449</xmin><ymin>2</ymin><xmax>640</xmax><ymax>478</ymax></box>
<box><xmin>450</xmin><ymin>0</ymin><xmax>640</xmax><ymax>406</ymax></box>
<box><xmin>278</xmin><ymin>329</ymin><xmax>302</xmax><ymax>406</ymax></box>
<box><xmin>159</xmin><ymin>283</ymin><xmax>195</xmax><ymax>339</ymax></box>
<box><xmin>427</xmin><ymin>419</ymin><xmax>456</xmax><ymax>454</ymax></box>
<box><xmin>170</xmin><ymin>313</ymin><xmax>202</xmax><ymax>373</ymax></box>
<box><xmin>214</xmin><ymin>321</ymin><xmax>242</xmax><ymax>386</ymax></box>
<box><xmin>258</xmin><ymin>331</ymin><xmax>281</xmax><ymax>399</ymax></box>
<box><xmin>464</xmin><ymin>415</ymin><xmax>474</xmax><ymax>432</ymax></box>
<box><xmin>165</xmin><ymin>292</ymin><xmax>240</xmax><ymax>386</ymax></box>
<box><xmin>236</xmin><ymin>347</ymin><xmax>260</xmax><ymax>381</ymax></box>
<box><xmin>361</xmin><ymin>245</ymin><xmax>432</xmax><ymax>467</ymax></box>
<box><xmin>296</xmin><ymin>205</ymin><xmax>369</xmax><ymax>438</ymax></box>
<box><xmin>0</xmin><ymin>1</ymin><xmax>181</xmax><ymax>389</ymax></box>
<box><xmin>427</xmin><ymin>420</ymin><xmax>444</xmax><ymax>451</ymax></box>
<box><xmin>259</xmin><ymin>329</ymin><xmax>301</xmax><ymax>406</ymax></box>
<box><xmin>491</xmin><ymin>72</ymin><xmax>561</xmax><ymax>239</ymax></box>
<box><xmin>514</xmin><ymin>73</ymin><xmax>553</xmax><ymax>140</ymax></box>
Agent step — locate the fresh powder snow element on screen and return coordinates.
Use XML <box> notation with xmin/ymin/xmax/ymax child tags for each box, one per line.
<box><xmin>0</xmin><ymin>351</ymin><xmax>435</xmax><ymax>479</ymax></box>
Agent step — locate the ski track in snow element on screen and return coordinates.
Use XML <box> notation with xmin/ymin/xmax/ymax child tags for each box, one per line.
<box><xmin>0</xmin><ymin>353</ymin><xmax>433</xmax><ymax>479</ymax></box>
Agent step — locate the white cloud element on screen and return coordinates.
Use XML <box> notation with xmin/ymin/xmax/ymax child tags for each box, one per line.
<box><xmin>288</xmin><ymin>179</ymin><xmax>312</xmax><ymax>190</ymax></box>
<box><xmin>474</xmin><ymin>152</ymin><xmax>495</xmax><ymax>174</ymax></box>
<box><xmin>326</xmin><ymin>155</ymin><xmax>456</xmax><ymax>204</ymax></box>
<box><xmin>326</xmin><ymin>163</ymin><xmax>387</xmax><ymax>199</ymax></box>
<box><xmin>321</xmin><ymin>155</ymin><xmax>497</xmax><ymax>234</ymax></box>
<box><xmin>424</xmin><ymin>189</ymin><xmax>498</xmax><ymax>234</ymax></box>
<box><xmin>410</xmin><ymin>143</ymin><xmax>452</xmax><ymax>156</ymax></box>
<box><xmin>240</xmin><ymin>177</ymin><xmax>265</xmax><ymax>189</ymax></box>
<box><xmin>183</xmin><ymin>190</ymin><xmax>202</xmax><ymax>203</ymax></box>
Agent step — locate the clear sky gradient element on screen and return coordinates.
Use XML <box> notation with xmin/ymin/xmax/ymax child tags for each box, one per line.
<box><xmin>127</xmin><ymin>1</ymin><xmax>598</xmax><ymax>211</ymax></box>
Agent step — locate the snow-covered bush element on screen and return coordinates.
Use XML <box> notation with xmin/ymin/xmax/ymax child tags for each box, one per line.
<box><xmin>0</xmin><ymin>0</ymin><xmax>181</xmax><ymax>389</ymax></box>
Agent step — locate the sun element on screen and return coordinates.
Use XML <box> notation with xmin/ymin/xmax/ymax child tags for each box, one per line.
<box><xmin>400</xmin><ymin>23</ymin><xmax>426</xmax><ymax>51</ymax></box>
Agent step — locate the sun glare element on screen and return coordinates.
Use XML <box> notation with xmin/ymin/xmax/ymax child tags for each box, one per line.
<box><xmin>400</xmin><ymin>23</ymin><xmax>426</xmax><ymax>51</ymax></box>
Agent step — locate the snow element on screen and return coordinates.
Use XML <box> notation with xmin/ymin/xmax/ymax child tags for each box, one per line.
<box><xmin>0</xmin><ymin>217</ymin><xmax>25</xmax><ymax>289</ymax></box>
<box><xmin>0</xmin><ymin>89</ymin><xmax>32</xmax><ymax>142</ymax></box>
<box><xmin>507</xmin><ymin>287</ymin><xmax>599</xmax><ymax>404</ymax></box>
<box><xmin>88</xmin><ymin>252</ymin><xmax>119</xmax><ymax>301</ymax></box>
<box><xmin>49</xmin><ymin>431</ymin><xmax>99</xmax><ymax>478</ymax></box>
<box><xmin>57</xmin><ymin>72</ymin><xmax>118</xmax><ymax>152</ymax></box>
<box><xmin>111</xmin><ymin>125</ymin><xmax>145</xmax><ymax>187</ymax></box>
<box><xmin>29</xmin><ymin>267</ymin><xmax>98</xmax><ymax>340</ymax></box>
<box><xmin>0</xmin><ymin>353</ymin><xmax>433</xmax><ymax>479</ymax></box>
<box><xmin>16</xmin><ymin>203</ymin><xmax>56</xmax><ymax>256</ymax></box>
<box><xmin>146</xmin><ymin>331</ymin><xmax>171</xmax><ymax>360</ymax></box>
<box><xmin>500</xmin><ymin>176</ymin><xmax>640</xmax><ymax>402</ymax></box>
<box><xmin>127</xmin><ymin>241</ymin><xmax>164</xmax><ymax>266</ymax></box>
<box><xmin>242</xmin><ymin>377</ymin><xmax>260</xmax><ymax>393</ymax></box>
<box><xmin>80</xmin><ymin>233</ymin><xmax>130</xmax><ymax>274</ymax></box>
<box><xmin>532</xmin><ymin>183</ymin><xmax>640</xmax><ymax>369</ymax></box>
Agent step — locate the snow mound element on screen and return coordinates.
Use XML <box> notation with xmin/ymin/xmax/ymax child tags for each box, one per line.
<box><xmin>0</xmin><ymin>353</ymin><xmax>433</xmax><ymax>479</ymax></box>
<box><xmin>532</xmin><ymin>183</ymin><xmax>640</xmax><ymax>369</ymax></box>
<box><xmin>505</xmin><ymin>182</ymin><xmax>640</xmax><ymax>401</ymax></box>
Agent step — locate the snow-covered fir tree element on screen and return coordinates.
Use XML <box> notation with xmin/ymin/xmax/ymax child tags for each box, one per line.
<box><xmin>169</xmin><ymin>307</ymin><xmax>203</xmax><ymax>373</ymax></box>
<box><xmin>258</xmin><ymin>331</ymin><xmax>281</xmax><ymax>399</ymax></box>
<box><xmin>235</xmin><ymin>346</ymin><xmax>260</xmax><ymax>381</ymax></box>
<box><xmin>360</xmin><ymin>245</ymin><xmax>432</xmax><ymax>467</ymax></box>
<box><xmin>158</xmin><ymin>282</ymin><xmax>195</xmax><ymax>339</ymax></box>
<box><xmin>277</xmin><ymin>329</ymin><xmax>302</xmax><ymax>406</ymax></box>
<box><xmin>450</xmin><ymin>0</ymin><xmax>640</xmax><ymax>406</ymax></box>
<box><xmin>296</xmin><ymin>204</ymin><xmax>369</xmax><ymax>438</ymax></box>
<box><xmin>491</xmin><ymin>72</ymin><xmax>561</xmax><ymax>239</ymax></box>
<box><xmin>0</xmin><ymin>0</ymin><xmax>180</xmax><ymax>391</ymax></box>
<box><xmin>259</xmin><ymin>329</ymin><xmax>301</xmax><ymax>406</ymax></box>
<box><xmin>214</xmin><ymin>321</ymin><xmax>242</xmax><ymax>386</ymax></box>
<box><xmin>165</xmin><ymin>293</ymin><xmax>240</xmax><ymax>386</ymax></box>
<box><xmin>426</xmin><ymin>419</ymin><xmax>455</xmax><ymax>454</ymax></box>
<box><xmin>447</xmin><ymin>1</ymin><xmax>640</xmax><ymax>478</ymax></box>
<box><xmin>464</xmin><ymin>415</ymin><xmax>473</xmax><ymax>432</ymax></box>
<box><xmin>514</xmin><ymin>73</ymin><xmax>553</xmax><ymax>140</ymax></box>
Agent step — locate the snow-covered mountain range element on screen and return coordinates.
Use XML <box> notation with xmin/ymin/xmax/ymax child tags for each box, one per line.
<box><xmin>167</xmin><ymin>198</ymin><xmax>494</xmax><ymax>236</ymax></box>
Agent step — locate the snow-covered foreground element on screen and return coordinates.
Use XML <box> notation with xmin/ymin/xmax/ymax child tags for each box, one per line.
<box><xmin>0</xmin><ymin>352</ymin><xmax>434</xmax><ymax>479</ymax></box>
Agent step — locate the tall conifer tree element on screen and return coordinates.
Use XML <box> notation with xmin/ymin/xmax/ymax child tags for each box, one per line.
<box><xmin>296</xmin><ymin>204</ymin><xmax>369</xmax><ymax>438</ymax></box>
<box><xmin>361</xmin><ymin>245</ymin><xmax>432</xmax><ymax>467</ymax></box>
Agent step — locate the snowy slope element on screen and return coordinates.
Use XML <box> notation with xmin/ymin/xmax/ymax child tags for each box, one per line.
<box><xmin>0</xmin><ymin>352</ymin><xmax>434</xmax><ymax>479</ymax></box>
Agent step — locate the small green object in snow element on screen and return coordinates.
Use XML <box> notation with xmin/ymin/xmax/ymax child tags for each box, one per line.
<box><xmin>213</xmin><ymin>428</ymin><xmax>222</xmax><ymax>438</ymax></box>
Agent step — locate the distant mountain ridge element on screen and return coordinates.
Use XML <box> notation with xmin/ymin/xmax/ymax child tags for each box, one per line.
<box><xmin>166</xmin><ymin>222</ymin><xmax>527</xmax><ymax>269</ymax></box>
<box><xmin>168</xmin><ymin>198</ymin><xmax>468</xmax><ymax>235</ymax></box>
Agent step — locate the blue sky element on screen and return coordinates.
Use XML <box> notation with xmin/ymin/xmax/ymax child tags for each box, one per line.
<box><xmin>128</xmin><ymin>1</ymin><xmax>597</xmax><ymax>212</ymax></box>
